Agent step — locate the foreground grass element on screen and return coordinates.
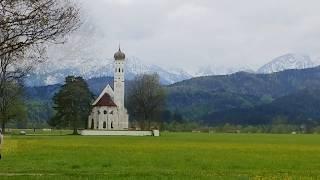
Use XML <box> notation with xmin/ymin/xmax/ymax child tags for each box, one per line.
<box><xmin>0</xmin><ymin>133</ymin><xmax>320</xmax><ymax>179</ymax></box>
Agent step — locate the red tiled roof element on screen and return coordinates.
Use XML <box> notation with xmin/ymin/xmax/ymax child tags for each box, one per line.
<box><xmin>94</xmin><ymin>93</ymin><xmax>117</xmax><ymax>107</ymax></box>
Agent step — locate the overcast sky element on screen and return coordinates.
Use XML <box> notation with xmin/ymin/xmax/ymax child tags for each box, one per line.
<box><xmin>71</xmin><ymin>0</ymin><xmax>320</xmax><ymax>72</ymax></box>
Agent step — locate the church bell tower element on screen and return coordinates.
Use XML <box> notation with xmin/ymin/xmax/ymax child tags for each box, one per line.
<box><xmin>113</xmin><ymin>47</ymin><xmax>125</xmax><ymax>108</ymax></box>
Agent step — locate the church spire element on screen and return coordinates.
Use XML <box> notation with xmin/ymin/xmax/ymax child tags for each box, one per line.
<box><xmin>113</xmin><ymin>46</ymin><xmax>125</xmax><ymax>108</ymax></box>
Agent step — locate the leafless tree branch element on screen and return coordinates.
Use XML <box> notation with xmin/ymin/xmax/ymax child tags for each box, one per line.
<box><xmin>0</xmin><ymin>0</ymin><xmax>80</xmax><ymax>132</ymax></box>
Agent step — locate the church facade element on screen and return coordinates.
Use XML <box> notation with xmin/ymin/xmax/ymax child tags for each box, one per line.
<box><xmin>88</xmin><ymin>48</ymin><xmax>129</xmax><ymax>130</ymax></box>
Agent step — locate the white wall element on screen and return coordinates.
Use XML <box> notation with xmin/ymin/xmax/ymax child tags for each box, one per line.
<box><xmin>80</xmin><ymin>130</ymin><xmax>156</xmax><ymax>136</ymax></box>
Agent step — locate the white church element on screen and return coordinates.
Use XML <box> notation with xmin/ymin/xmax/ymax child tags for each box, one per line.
<box><xmin>87</xmin><ymin>47</ymin><xmax>129</xmax><ymax>130</ymax></box>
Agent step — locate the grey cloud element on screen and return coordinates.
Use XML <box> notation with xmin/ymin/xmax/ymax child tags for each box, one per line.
<box><xmin>54</xmin><ymin>0</ymin><xmax>320</xmax><ymax>72</ymax></box>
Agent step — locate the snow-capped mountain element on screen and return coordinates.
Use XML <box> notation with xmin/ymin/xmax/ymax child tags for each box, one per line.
<box><xmin>193</xmin><ymin>65</ymin><xmax>254</xmax><ymax>77</ymax></box>
<box><xmin>123</xmin><ymin>57</ymin><xmax>192</xmax><ymax>84</ymax></box>
<box><xmin>23</xmin><ymin>13</ymin><xmax>192</xmax><ymax>86</ymax></box>
<box><xmin>25</xmin><ymin>56</ymin><xmax>192</xmax><ymax>86</ymax></box>
<box><xmin>257</xmin><ymin>54</ymin><xmax>316</xmax><ymax>74</ymax></box>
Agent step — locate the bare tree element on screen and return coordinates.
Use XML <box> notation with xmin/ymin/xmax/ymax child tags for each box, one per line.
<box><xmin>0</xmin><ymin>0</ymin><xmax>80</xmax><ymax>56</ymax></box>
<box><xmin>0</xmin><ymin>0</ymin><xmax>80</xmax><ymax>132</ymax></box>
<box><xmin>127</xmin><ymin>74</ymin><xmax>166</xmax><ymax>130</ymax></box>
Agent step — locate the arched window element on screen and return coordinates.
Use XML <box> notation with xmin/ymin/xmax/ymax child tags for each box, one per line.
<box><xmin>91</xmin><ymin>119</ymin><xmax>94</xmax><ymax>129</ymax></box>
<box><xmin>111</xmin><ymin>122</ymin><xmax>114</xmax><ymax>129</ymax></box>
<box><xmin>97</xmin><ymin>110</ymin><xmax>100</xmax><ymax>114</ymax></box>
<box><xmin>118</xmin><ymin>68</ymin><xmax>120</xmax><ymax>73</ymax></box>
<box><xmin>104</xmin><ymin>110</ymin><xmax>107</xmax><ymax>114</ymax></box>
<box><xmin>103</xmin><ymin>122</ymin><xmax>106</xmax><ymax>129</ymax></box>
<box><xmin>122</xmin><ymin>69</ymin><xmax>124</xmax><ymax>72</ymax></box>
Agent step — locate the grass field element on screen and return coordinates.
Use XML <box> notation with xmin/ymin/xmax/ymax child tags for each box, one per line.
<box><xmin>0</xmin><ymin>132</ymin><xmax>320</xmax><ymax>179</ymax></box>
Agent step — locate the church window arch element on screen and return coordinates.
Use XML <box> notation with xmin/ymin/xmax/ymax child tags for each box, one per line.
<box><xmin>104</xmin><ymin>110</ymin><xmax>107</xmax><ymax>114</ymax></box>
<box><xmin>103</xmin><ymin>122</ymin><xmax>106</xmax><ymax>129</ymax></box>
<box><xmin>111</xmin><ymin>122</ymin><xmax>114</xmax><ymax>129</ymax></box>
<box><xmin>91</xmin><ymin>119</ymin><xmax>94</xmax><ymax>129</ymax></box>
<box><xmin>118</xmin><ymin>68</ymin><xmax>121</xmax><ymax>73</ymax></box>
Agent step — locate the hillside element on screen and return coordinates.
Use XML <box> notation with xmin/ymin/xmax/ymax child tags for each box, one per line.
<box><xmin>168</xmin><ymin>66</ymin><xmax>320</xmax><ymax>98</ymax></box>
<box><xmin>25</xmin><ymin>66</ymin><xmax>320</xmax><ymax>125</ymax></box>
<box><xmin>167</xmin><ymin>66</ymin><xmax>320</xmax><ymax>120</ymax></box>
<box><xmin>202</xmin><ymin>88</ymin><xmax>320</xmax><ymax>125</ymax></box>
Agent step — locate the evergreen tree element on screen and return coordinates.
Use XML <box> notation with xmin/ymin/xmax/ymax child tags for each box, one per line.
<box><xmin>51</xmin><ymin>76</ymin><xmax>93</xmax><ymax>134</ymax></box>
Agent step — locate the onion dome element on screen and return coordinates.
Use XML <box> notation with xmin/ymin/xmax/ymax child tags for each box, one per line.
<box><xmin>114</xmin><ymin>47</ymin><xmax>125</xmax><ymax>60</ymax></box>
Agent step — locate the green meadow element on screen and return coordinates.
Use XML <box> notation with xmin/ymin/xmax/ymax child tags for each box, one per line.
<box><xmin>1</xmin><ymin>132</ymin><xmax>320</xmax><ymax>179</ymax></box>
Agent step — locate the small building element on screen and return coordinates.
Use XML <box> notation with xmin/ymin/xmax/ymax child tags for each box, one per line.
<box><xmin>88</xmin><ymin>47</ymin><xmax>129</xmax><ymax>130</ymax></box>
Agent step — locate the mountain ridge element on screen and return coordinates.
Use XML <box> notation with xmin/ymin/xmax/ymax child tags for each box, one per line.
<box><xmin>26</xmin><ymin>53</ymin><xmax>320</xmax><ymax>87</ymax></box>
<box><xmin>25</xmin><ymin>65</ymin><xmax>320</xmax><ymax>125</ymax></box>
<box><xmin>257</xmin><ymin>53</ymin><xmax>316</xmax><ymax>74</ymax></box>
<box><xmin>25</xmin><ymin>56</ymin><xmax>192</xmax><ymax>86</ymax></box>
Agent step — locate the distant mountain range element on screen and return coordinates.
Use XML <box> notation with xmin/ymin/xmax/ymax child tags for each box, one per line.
<box><xmin>25</xmin><ymin>53</ymin><xmax>320</xmax><ymax>87</ymax></box>
<box><xmin>196</xmin><ymin>53</ymin><xmax>320</xmax><ymax>76</ymax></box>
<box><xmin>25</xmin><ymin>56</ymin><xmax>192</xmax><ymax>86</ymax></box>
<box><xmin>167</xmin><ymin>66</ymin><xmax>320</xmax><ymax>124</ymax></box>
<box><xmin>26</xmin><ymin>66</ymin><xmax>320</xmax><ymax>126</ymax></box>
<box><xmin>192</xmin><ymin>65</ymin><xmax>255</xmax><ymax>77</ymax></box>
